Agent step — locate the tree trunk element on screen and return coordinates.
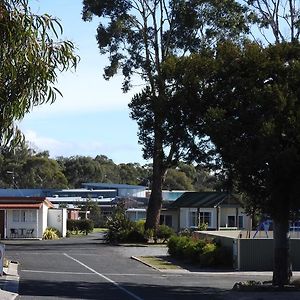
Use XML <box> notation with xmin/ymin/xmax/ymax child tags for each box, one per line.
<box><xmin>272</xmin><ymin>218</ymin><xmax>292</xmax><ymax>286</ymax></box>
<box><xmin>145</xmin><ymin>129</ymin><xmax>166</xmax><ymax>230</ymax></box>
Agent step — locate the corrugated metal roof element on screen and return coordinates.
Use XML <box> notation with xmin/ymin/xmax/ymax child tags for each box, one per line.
<box><xmin>0</xmin><ymin>203</ymin><xmax>43</xmax><ymax>209</ymax></box>
<box><xmin>0</xmin><ymin>197</ymin><xmax>54</xmax><ymax>208</ymax></box>
<box><xmin>83</xmin><ymin>183</ymin><xmax>146</xmax><ymax>190</ymax></box>
<box><xmin>170</xmin><ymin>192</ymin><xmax>242</xmax><ymax>208</ymax></box>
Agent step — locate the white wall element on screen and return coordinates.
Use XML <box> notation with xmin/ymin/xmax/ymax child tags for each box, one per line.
<box><xmin>160</xmin><ymin>210</ymin><xmax>178</xmax><ymax>231</ymax></box>
<box><xmin>48</xmin><ymin>209</ymin><xmax>67</xmax><ymax>237</ymax></box>
<box><xmin>38</xmin><ymin>204</ymin><xmax>49</xmax><ymax>239</ymax></box>
<box><xmin>179</xmin><ymin>207</ymin><xmax>217</xmax><ymax>229</ymax></box>
<box><xmin>219</xmin><ymin>207</ymin><xmax>250</xmax><ymax>229</ymax></box>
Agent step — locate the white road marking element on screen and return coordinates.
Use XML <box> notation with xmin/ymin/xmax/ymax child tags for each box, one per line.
<box><xmin>64</xmin><ymin>253</ymin><xmax>144</xmax><ymax>300</ymax></box>
<box><xmin>22</xmin><ymin>270</ymin><xmax>93</xmax><ymax>275</ymax></box>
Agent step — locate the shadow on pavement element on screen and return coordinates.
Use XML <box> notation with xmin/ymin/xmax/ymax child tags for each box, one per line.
<box><xmin>18</xmin><ymin>278</ymin><xmax>229</xmax><ymax>300</ymax></box>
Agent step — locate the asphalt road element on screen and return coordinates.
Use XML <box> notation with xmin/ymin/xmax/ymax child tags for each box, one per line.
<box><xmin>4</xmin><ymin>233</ymin><xmax>300</xmax><ymax>300</ymax></box>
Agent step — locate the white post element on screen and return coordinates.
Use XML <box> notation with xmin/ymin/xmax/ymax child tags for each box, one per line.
<box><xmin>36</xmin><ymin>209</ymin><xmax>39</xmax><ymax>239</ymax></box>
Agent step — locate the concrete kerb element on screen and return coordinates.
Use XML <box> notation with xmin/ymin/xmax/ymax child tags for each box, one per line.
<box><xmin>131</xmin><ymin>255</ymin><xmax>300</xmax><ymax>278</ymax></box>
<box><xmin>131</xmin><ymin>256</ymin><xmax>161</xmax><ymax>272</ymax></box>
<box><xmin>0</xmin><ymin>261</ymin><xmax>19</xmax><ymax>300</ymax></box>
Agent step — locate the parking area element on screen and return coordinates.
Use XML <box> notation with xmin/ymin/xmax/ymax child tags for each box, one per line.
<box><xmin>3</xmin><ymin>233</ymin><xmax>300</xmax><ymax>300</ymax></box>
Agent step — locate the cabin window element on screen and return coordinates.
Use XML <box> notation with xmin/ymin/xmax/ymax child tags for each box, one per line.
<box><xmin>12</xmin><ymin>210</ymin><xmax>36</xmax><ymax>223</ymax></box>
<box><xmin>227</xmin><ymin>216</ymin><xmax>236</xmax><ymax>227</ymax></box>
<box><xmin>199</xmin><ymin>211</ymin><xmax>212</xmax><ymax>227</ymax></box>
<box><xmin>160</xmin><ymin>215</ymin><xmax>172</xmax><ymax>227</ymax></box>
<box><xmin>189</xmin><ymin>211</ymin><xmax>197</xmax><ymax>227</ymax></box>
<box><xmin>238</xmin><ymin>216</ymin><xmax>244</xmax><ymax>229</ymax></box>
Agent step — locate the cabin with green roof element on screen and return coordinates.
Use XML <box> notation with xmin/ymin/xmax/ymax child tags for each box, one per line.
<box><xmin>170</xmin><ymin>192</ymin><xmax>251</xmax><ymax>231</ymax></box>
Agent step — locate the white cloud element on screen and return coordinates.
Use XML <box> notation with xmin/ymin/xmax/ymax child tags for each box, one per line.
<box><xmin>23</xmin><ymin>130</ymin><xmax>146</xmax><ymax>164</ymax></box>
<box><xmin>25</xmin><ymin>130</ymin><xmax>71</xmax><ymax>156</ymax></box>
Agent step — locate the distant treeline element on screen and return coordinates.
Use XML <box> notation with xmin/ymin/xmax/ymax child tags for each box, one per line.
<box><xmin>0</xmin><ymin>141</ymin><xmax>222</xmax><ymax>191</ymax></box>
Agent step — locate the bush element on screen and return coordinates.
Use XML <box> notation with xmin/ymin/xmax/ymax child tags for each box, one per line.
<box><xmin>155</xmin><ymin>225</ymin><xmax>174</xmax><ymax>243</ymax></box>
<box><xmin>43</xmin><ymin>227</ymin><xmax>60</xmax><ymax>240</ymax></box>
<box><xmin>67</xmin><ymin>219</ymin><xmax>94</xmax><ymax>235</ymax></box>
<box><xmin>67</xmin><ymin>219</ymin><xmax>79</xmax><ymax>233</ymax></box>
<box><xmin>167</xmin><ymin>236</ymin><xmax>190</xmax><ymax>259</ymax></box>
<box><xmin>105</xmin><ymin>209</ymin><xmax>134</xmax><ymax>243</ymax></box>
<box><xmin>199</xmin><ymin>243</ymin><xmax>217</xmax><ymax>266</ymax></box>
<box><xmin>167</xmin><ymin>235</ymin><xmax>232</xmax><ymax>268</ymax></box>
<box><xmin>79</xmin><ymin>219</ymin><xmax>94</xmax><ymax>235</ymax></box>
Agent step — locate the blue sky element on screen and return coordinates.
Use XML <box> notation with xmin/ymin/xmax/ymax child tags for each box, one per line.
<box><xmin>20</xmin><ymin>0</ymin><xmax>146</xmax><ymax>164</ymax></box>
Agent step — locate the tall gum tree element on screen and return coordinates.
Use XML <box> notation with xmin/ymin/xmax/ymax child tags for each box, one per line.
<box><xmin>0</xmin><ymin>0</ymin><xmax>78</xmax><ymax>146</ymax></box>
<box><xmin>228</xmin><ymin>0</ymin><xmax>300</xmax><ymax>286</ymax></box>
<box><xmin>164</xmin><ymin>0</ymin><xmax>300</xmax><ymax>286</ymax></box>
<box><xmin>204</xmin><ymin>41</ymin><xmax>300</xmax><ymax>286</ymax></box>
<box><xmin>82</xmin><ymin>0</ymin><xmax>248</xmax><ymax>229</ymax></box>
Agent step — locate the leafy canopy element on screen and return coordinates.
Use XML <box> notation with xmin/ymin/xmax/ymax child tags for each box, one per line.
<box><xmin>0</xmin><ymin>0</ymin><xmax>78</xmax><ymax>145</ymax></box>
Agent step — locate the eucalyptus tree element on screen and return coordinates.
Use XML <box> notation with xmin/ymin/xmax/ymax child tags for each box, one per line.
<box><xmin>245</xmin><ymin>0</ymin><xmax>300</xmax><ymax>43</ymax></box>
<box><xmin>159</xmin><ymin>0</ymin><xmax>300</xmax><ymax>286</ymax></box>
<box><xmin>207</xmin><ymin>41</ymin><xmax>300</xmax><ymax>287</ymax></box>
<box><xmin>82</xmin><ymin>0</ymin><xmax>248</xmax><ymax>229</ymax></box>
<box><xmin>167</xmin><ymin>39</ymin><xmax>300</xmax><ymax>286</ymax></box>
<box><xmin>0</xmin><ymin>0</ymin><xmax>78</xmax><ymax>146</ymax></box>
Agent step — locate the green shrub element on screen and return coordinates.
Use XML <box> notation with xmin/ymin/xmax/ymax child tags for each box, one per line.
<box><xmin>199</xmin><ymin>243</ymin><xmax>217</xmax><ymax>266</ymax></box>
<box><xmin>105</xmin><ymin>209</ymin><xmax>134</xmax><ymax>243</ymax></box>
<box><xmin>67</xmin><ymin>219</ymin><xmax>79</xmax><ymax>233</ymax></box>
<box><xmin>144</xmin><ymin>228</ymin><xmax>154</xmax><ymax>240</ymax></box>
<box><xmin>67</xmin><ymin>219</ymin><xmax>94</xmax><ymax>235</ymax></box>
<box><xmin>78</xmin><ymin>219</ymin><xmax>94</xmax><ymax>235</ymax></box>
<box><xmin>198</xmin><ymin>223</ymin><xmax>208</xmax><ymax>231</ymax></box>
<box><xmin>43</xmin><ymin>227</ymin><xmax>60</xmax><ymax>240</ymax></box>
<box><xmin>127</xmin><ymin>228</ymin><xmax>147</xmax><ymax>243</ymax></box>
<box><xmin>178</xmin><ymin>228</ymin><xmax>193</xmax><ymax>237</ymax></box>
<box><xmin>167</xmin><ymin>236</ymin><xmax>190</xmax><ymax>258</ymax></box>
<box><xmin>183</xmin><ymin>238</ymin><xmax>206</xmax><ymax>262</ymax></box>
<box><xmin>167</xmin><ymin>235</ymin><xmax>232</xmax><ymax>268</ymax></box>
<box><xmin>155</xmin><ymin>225</ymin><xmax>174</xmax><ymax>243</ymax></box>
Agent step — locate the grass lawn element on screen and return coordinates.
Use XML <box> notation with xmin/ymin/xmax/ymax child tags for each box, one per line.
<box><xmin>93</xmin><ymin>228</ymin><xmax>108</xmax><ymax>233</ymax></box>
<box><xmin>136</xmin><ymin>256</ymin><xmax>182</xmax><ymax>270</ymax></box>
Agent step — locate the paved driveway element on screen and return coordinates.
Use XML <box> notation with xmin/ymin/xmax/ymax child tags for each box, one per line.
<box><xmin>4</xmin><ymin>233</ymin><xmax>300</xmax><ymax>300</ymax></box>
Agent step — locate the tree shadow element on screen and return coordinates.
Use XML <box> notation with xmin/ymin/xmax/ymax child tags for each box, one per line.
<box><xmin>18</xmin><ymin>278</ymin><xmax>231</xmax><ymax>300</ymax></box>
<box><xmin>155</xmin><ymin>255</ymin><xmax>234</xmax><ymax>273</ymax></box>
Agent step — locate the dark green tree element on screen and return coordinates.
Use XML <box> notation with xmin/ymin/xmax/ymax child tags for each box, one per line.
<box><xmin>58</xmin><ymin>156</ymin><xmax>104</xmax><ymax>188</ymax></box>
<box><xmin>163</xmin><ymin>168</ymin><xmax>194</xmax><ymax>190</ymax></box>
<box><xmin>119</xmin><ymin>162</ymin><xmax>150</xmax><ymax>185</ymax></box>
<box><xmin>160</xmin><ymin>0</ymin><xmax>300</xmax><ymax>286</ymax></box>
<box><xmin>176</xmin><ymin>41</ymin><xmax>300</xmax><ymax>286</ymax></box>
<box><xmin>82</xmin><ymin>0</ymin><xmax>248</xmax><ymax>229</ymax></box>
<box><xmin>94</xmin><ymin>155</ymin><xmax>121</xmax><ymax>183</ymax></box>
<box><xmin>0</xmin><ymin>0</ymin><xmax>78</xmax><ymax>146</ymax></box>
<box><xmin>0</xmin><ymin>141</ymin><xmax>68</xmax><ymax>188</ymax></box>
<box><xmin>81</xmin><ymin>198</ymin><xmax>102</xmax><ymax>227</ymax></box>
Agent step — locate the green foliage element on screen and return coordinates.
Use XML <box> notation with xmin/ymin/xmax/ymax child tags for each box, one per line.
<box><xmin>57</xmin><ymin>156</ymin><xmax>105</xmax><ymax>188</ymax></box>
<box><xmin>163</xmin><ymin>169</ymin><xmax>194</xmax><ymax>191</ymax></box>
<box><xmin>82</xmin><ymin>0</ymin><xmax>248</xmax><ymax>230</ymax></box>
<box><xmin>167</xmin><ymin>236</ymin><xmax>232</xmax><ymax>268</ymax></box>
<box><xmin>105</xmin><ymin>205</ymin><xmax>173</xmax><ymax>243</ymax></box>
<box><xmin>155</xmin><ymin>224</ymin><xmax>174</xmax><ymax>243</ymax></box>
<box><xmin>105</xmin><ymin>203</ymin><xmax>134</xmax><ymax>243</ymax></box>
<box><xmin>198</xmin><ymin>223</ymin><xmax>208</xmax><ymax>231</ymax></box>
<box><xmin>0</xmin><ymin>141</ymin><xmax>68</xmax><ymax>188</ymax></box>
<box><xmin>43</xmin><ymin>227</ymin><xmax>61</xmax><ymax>240</ymax></box>
<box><xmin>67</xmin><ymin>219</ymin><xmax>94</xmax><ymax>235</ymax></box>
<box><xmin>0</xmin><ymin>0</ymin><xmax>78</xmax><ymax>146</ymax></box>
<box><xmin>81</xmin><ymin>199</ymin><xmax>102</xmax><ymax>227</ymax></box>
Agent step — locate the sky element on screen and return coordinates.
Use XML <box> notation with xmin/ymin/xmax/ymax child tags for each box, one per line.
<box><xmin>19</xmin><ymin>0</ymin><xmax>147</xmax><ymax>165</ymax></box>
